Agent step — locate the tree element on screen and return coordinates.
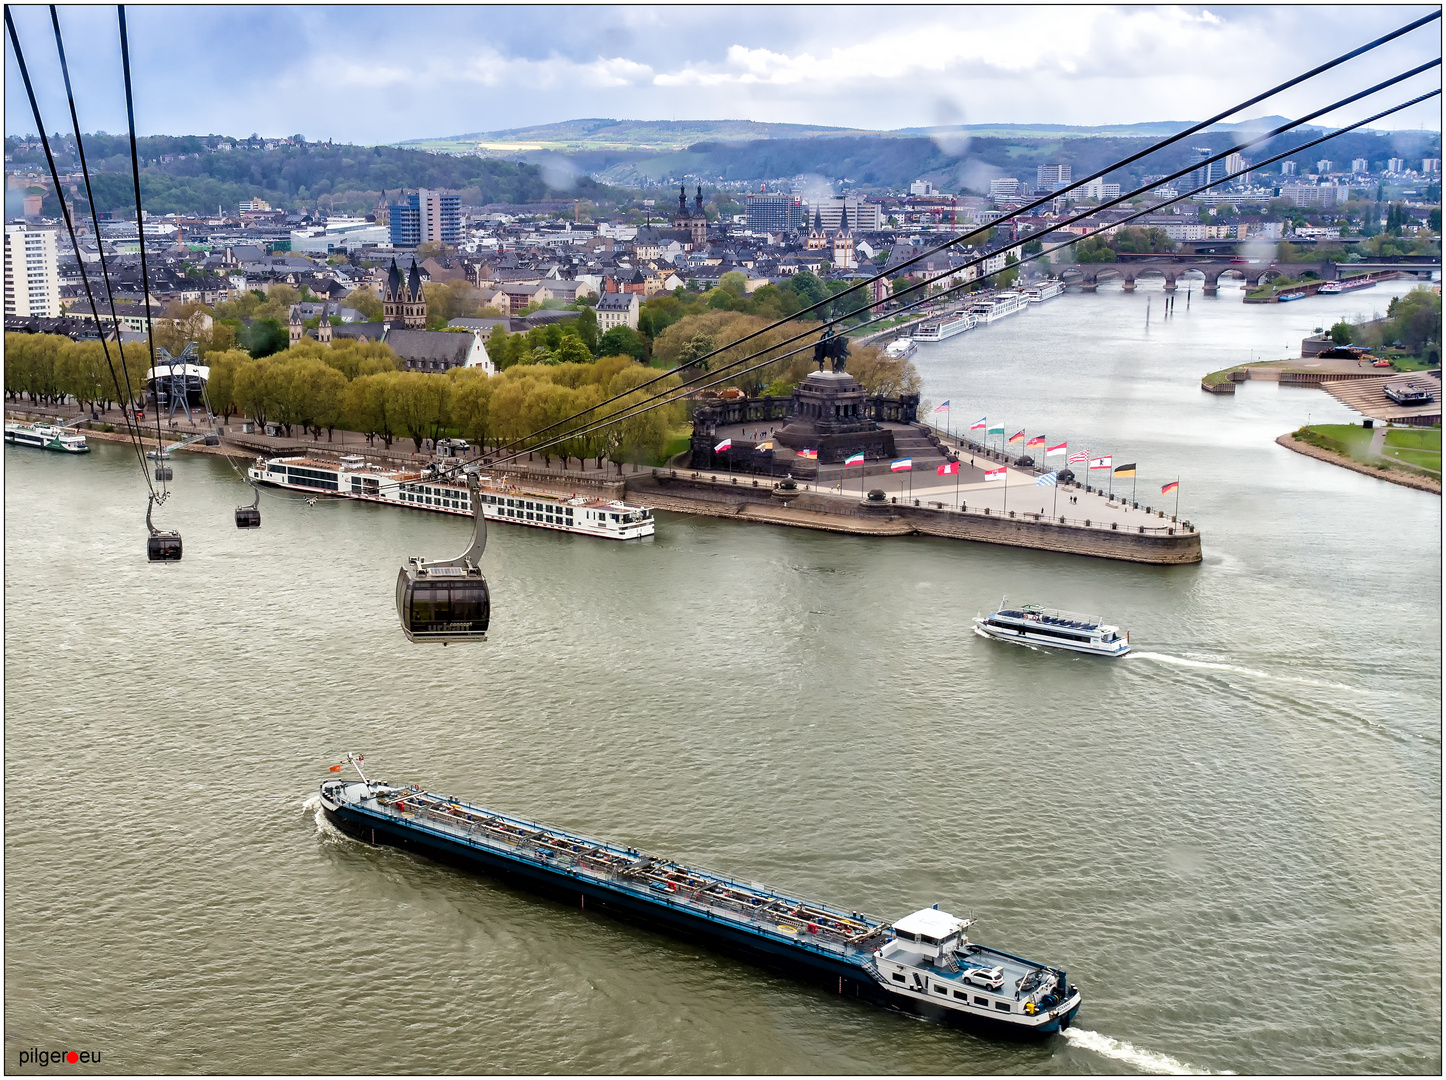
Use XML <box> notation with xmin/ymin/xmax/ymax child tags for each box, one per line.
<box><xmin>344</xmin><ymin>372</ymin><xmax>400</xmax><ymax>447</ymax></box>
<box><xmin>242</xmin><ymin>317</ymin><xmax>288</xmax><ymax>358</ymax></box>
<box><xmin>386</xmin><ymin>370</ymin><xmax>452</xmax><ymax>453</ymax></box>
<box><xmin>552</xmin><ymin>336</ymin><xmax>593</xmax><ymax>365</ymax></box>
<box><xmin>574</xmin><ymin>305</ymin><xmax>599</xmax><ymax>354</ymax></box>
<box><xmin>598</xmin><ymin>325</ymin><xmax>645</xmax><ymax>361</ymax></box>
<box><xmin>719</xmin><ymin>270</ymin><xmax>748</xmax><ymax>296</ymax></box>
<box><xmin>201</xmin><ymin>348</ymin><xmax>253</xmax><ymax>418</ymax></box>
<box><xmin>1329</xmin><ymin>320</ymin><xmax>1353</xmax><ymax>346</ymax></box>
<box><xmin>344</xmin><ymin>287</ymin><xmax>383</xmax><ymax>321</ymax></box>
<box><xmin>447</xmin><ymin>367</ymin><xmax>493</xmax><ymax>449</ymax></box>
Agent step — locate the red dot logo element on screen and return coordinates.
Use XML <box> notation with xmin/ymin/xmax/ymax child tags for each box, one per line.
<box><xmin>66</xmin><ymin>1052</ymin><xmax>79</xmax><ymax>1064</ymax></box>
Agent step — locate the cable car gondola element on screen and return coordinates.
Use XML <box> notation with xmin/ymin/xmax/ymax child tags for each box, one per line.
<box><xmin>146</xmin><ymin>493</ymin><xmax>182</xmax><ymax>562</ymax></box>
<box><xmin>154</xmin><ymin>464</ymin><xmax>173</xmax><ymax>482</ymax></box>
<box><xmin>396</xmin><ymin>470</ymin><xmax>489</xmax><ymax>643</ymax></box>
<box><xmin>235</xmin><ymin>485</ymin><xmax>261</xmax><ymax>529</ymax></box>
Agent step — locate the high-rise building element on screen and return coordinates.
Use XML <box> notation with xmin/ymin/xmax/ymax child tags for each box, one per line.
<box><xmin>1080</xmin><ymin>179</ymin><xmax>1121</xmax><ymax>201</ymax></box>
<box><xmin>1423</xmin><ymin>158</ymin><xmax>1441</xmax><ymax>174</ymax></box>
<box><xmin>805</xmin><ymin>196</ymin><xmax>881</xmax><ymax>231</ymax></box>
<box><xmin>388</xmin><ymin>188</ymin><xmax>461</xmax><ymax>248</ymax></box>
<box><xmin>1189</xmin><ymin>148</ymin><xmax>1220</xmax><ymax>191</ymax></box>
<box><xmin>989</xmin><ymin>177</ymin><xmax>1021</xmax><ymax>199</ymax></box>
<box><xmin>1280</xmin><ymin>161</ymin><xmax>1297</xmax><ymax>176</ymax></box>
<box><xmin>1224</xmin><ymin>152</ymin><xmax>1248</xmax><ymax>181</ymax></box>
<box><xmin>1036</xmin><ymin>163</ymin><xmax>1072</xmax><ymax>192</ymax></box>
<box><xmin>1352</xmin><ymin>158</ymin><xmax>1370</xmax><ymax>174</ymax></box>
<box><xmin>909</xmin><ymin>179</ymin><xmax>936</xmax><ymax>196</ymax></box>
<box><xmin>1387</xmin><ymin>157</ymin><xmax>1405</xmax><ymax>173</ymax></box>
<box><xmin>4</xmin><ymin>224</ymin><xmax>60</xmax><ymax>318</ymax></box>
<box><xmin>1315</xmin><ymin>159</ymin><xmax>1333</xmax><ymax>175</ymax></box>
<box><xmin>745</xmin><ymin>193</ymin><xmax>805</xmax><ymax>231</ymax></box>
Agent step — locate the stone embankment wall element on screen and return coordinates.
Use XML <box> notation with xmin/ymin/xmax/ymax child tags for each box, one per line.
<box><xmin>628</xmin><ymin>474</ymin><xmax>1202</xmax><ymax>564</ymax></box>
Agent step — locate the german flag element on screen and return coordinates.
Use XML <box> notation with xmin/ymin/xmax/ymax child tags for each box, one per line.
<box><xmin>1161</xmin><ymin>480</ymin><xmax>1179</xmax><ymax>494</ymax></box>
<box><xmin>1113</xmin><ymin>463</ymin><xmax>1137</xmax><ymax>477</ymax></box>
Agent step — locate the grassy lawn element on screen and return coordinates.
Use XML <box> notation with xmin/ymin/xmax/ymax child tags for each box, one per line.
<box><xmin>1383</xmin><ymin>427</ymin><xmax>1441</xmax><ymax>472</ymax></box>
<box><xmin>1202</xmin><ymin>359</ymin><xmax>1287</xmax><ymax>385</ymax></box>
<box><xmin>1295</xmin><ymin>424</ymin><xmax>1375</xmax><ymax>461</ymax></box>
<box><xmin>1388</xmin><ymin>355</ymin><xmax>1441</xmax><ymax>372</ymax></box>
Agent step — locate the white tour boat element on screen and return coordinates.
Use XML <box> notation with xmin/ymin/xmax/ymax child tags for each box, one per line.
<box><xmin>914</xmin><ymin>312</ymin><xmax>975</xmax><ymax>341</ymax></box>
<box><xmin>248</xmin><ymin>453</ymin><xmax>655</xmax><ymax>540</ymax></box>
<box><xmin>884</xmin><ymin>337</ymin><xmax>918</xmax><ymax>360</ymax></box>
<box><xmin>973</xmin><ymin>601</ymin><xmax>1129</xmax><ymax>657</ymax></box>
<box><xmin>4</xmin><ymin>420</ymin><xmax>90</xmax><ymax>453</ymax></box>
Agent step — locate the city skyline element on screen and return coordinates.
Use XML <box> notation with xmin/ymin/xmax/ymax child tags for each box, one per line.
<box><xmin>5</xmin><ymin>5</ymin><xmax>1441</xmax><ymax>147</ymax></box>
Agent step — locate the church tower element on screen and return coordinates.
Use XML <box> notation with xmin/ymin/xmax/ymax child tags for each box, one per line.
<box><xmin>806</xmin><ymin>207</ymin><xmax>827</xmax><ymax>252</ymax></box>
<box><xmin>289</xmin><ymin>306</ymin><xmax>304</xmax><ymax>346</ymax></box>
<box><xmin>384</xmin><ymin>258</ymin><xmax>428</xmax><ymax>329</ymax></box>
<box><xmin>831</xmin><ymin>203</ymin><xmax>855</xmax><ymax>269</ymax></box>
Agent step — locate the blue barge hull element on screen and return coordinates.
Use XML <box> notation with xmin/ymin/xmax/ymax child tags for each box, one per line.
<box><xmin>320</xmin><ymin>772</ymin><xmax>1081</xmax><ymax>1038</ymax></box>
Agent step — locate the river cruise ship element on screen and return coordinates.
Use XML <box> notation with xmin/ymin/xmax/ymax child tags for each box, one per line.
<box><xmin>968</xmin><ymin>292</ymin><xmax>1027</xmax><ymax>323</ymax></box>
<box><xmin>914</xmin><ymin>312</ymin><xmax>975</xmax><ymax>341</ymax></box>
<box><xmin>249</xmin><ymin>454</ymin><xmax>654</xmax><ymax>539</ymax></box>
<box><xmin>1318</xmin><ymin>278</ymin><xmax>1376</xmax><ymax>294</ymax></box>
<box><xmin>974</xmin><ymin>602</ymin><xmax>1129</xmax><ymax>657</ymax></box>
<box><xmin>320</xmin><ymin>755</ymin><xmax>1082</xmax><ymax>1037</ymax></box>
<box><xmin>4</xmin><ymin>420</ymin><xmax>90</xmax><ymax>453</ymax></box>
<box><xmin>884</xmin><ymin>337</ymin><xmax>918</xmax><ymax>360</ymax></box>
<box><xmin>1023</xmin><ymin>281</ymin><xmax>1066</xmax><ymax>303</ymax></box>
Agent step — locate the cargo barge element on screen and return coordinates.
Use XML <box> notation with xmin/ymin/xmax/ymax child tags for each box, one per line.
<box><xmin>320</xmin><ymin>755</ymin><xmax>1082</xmax><ymax>1037</ymax></box>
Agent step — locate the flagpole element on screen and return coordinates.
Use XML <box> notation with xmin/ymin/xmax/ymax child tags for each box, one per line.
<box><xmin>956</xmin><ymin>468</ymin><xmax>960</xmax><ymax>509</ymax></box>
<box><xmin>1053</xmin><ymin>478</ymin><xmax>1058</xmax><ymax>518</ymax></box>
<box><xmin>1175</xmin><ymin>478</ymin><xmax>1180</xmax><ymax>520</ymax></box>
<box><xmin>1133</xmin><ymin>474</ymin><xmax>1137</xmax><ymax>506</ymax></box>
<box><xmin>1003</xmin><ymin>469</ymin><xmax>1008</xmax><ymax>515</ymax></box>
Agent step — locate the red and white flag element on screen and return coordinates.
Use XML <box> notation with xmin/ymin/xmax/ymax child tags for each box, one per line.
<box><xmin>937</xmin><ymin>461</ymin><xmax>960</xmax><ymax>475</ymax></box>
<box><xmin>1047</xmin><ymin>442</ymin><xmax>1068</xmax><ymax>458</ymax></box>
<box><xmin>714</xmin><ymin>438</ymin><xmax>733</xmax><ymax>452</ymax></box>
<box><xmin>1088</xmin><ymin>456</ymin><xmax>1113</xmax><ymax>470</ymax></box>
<box><xmin>984</xmin><ymin>467</ymin><xmax>1007</xmax><ymax>482</ymax></box>
<box><xmin>1068</xmin><ymin>450</ymin><xmax>1088</xmax><ymax>464</ymax></box>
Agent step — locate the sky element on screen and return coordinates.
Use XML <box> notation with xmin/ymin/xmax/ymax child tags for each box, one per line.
<box><xmin>5</xmin><ymin>5</ymin><xmax>1442</xmax><ymax>145</ymax></box>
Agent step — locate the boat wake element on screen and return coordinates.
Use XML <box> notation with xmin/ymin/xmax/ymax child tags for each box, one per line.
<box><xmin>302</xmin><ymin>792</ymin><xmax>351</xmax><ymax>843</ymax></box>
<box><xmin>1063</xmin><ymin>1027</ymin><xmax>1221</xmax><ymax>1075</ymax></box>
<box><xmin>1128</xmin><ymin>651</ymin><xmax>1361</xmax><ymax>693</ymax></box>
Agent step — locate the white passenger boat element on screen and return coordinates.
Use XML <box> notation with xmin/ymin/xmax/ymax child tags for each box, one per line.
<box><xmin>4</xmin><ymin>420</ymin><xmax>90</xmax><ymax>453</ymax></box>
<box><xmin>967</xmin><ymin>292</ymin><xmax>1027</xmax><ymax>323</ymax></box>
<box><xmin>973</xmin><ymin>601</ymin><xmax>1129</xmax><ymax>657</ymax></box>
<box><xmin>1023</xmin><ymin>280</ymin><xmax>1065</xmax><ymax>302</ymax></box>
<box><xmin>884</xmin><ymin>337</ymin><xmax>918</xmax><ymax>360</ymax></box>
<box><xmin>914</xmin><ymin>313</ymin><xmax>975</xmax><ymax>341</ymax></box>
<box><xmin>248</xmin><ymin>453</ymin><xmax>655</xmax><ymax>539</ymax></box>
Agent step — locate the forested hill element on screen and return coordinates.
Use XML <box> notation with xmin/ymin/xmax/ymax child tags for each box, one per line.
<box><xmin>3</xmin><ymin>134</ymin><xmax>579</xmax><ymax>215</ymax></box>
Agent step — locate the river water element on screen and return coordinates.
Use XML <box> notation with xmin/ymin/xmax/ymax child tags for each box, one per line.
<box><xmin>5</xmin><ymin>278</ymin><xmax>1439</xmax><ymax>1075</ymax></box>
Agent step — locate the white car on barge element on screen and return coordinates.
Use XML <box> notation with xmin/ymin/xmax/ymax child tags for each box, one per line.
<box><xmin>249</xmin><ymin>453</ymin><xmax>654</xmax><ymax>540</ymax></box>
<box><xmin>320</xmin><ymin>754</ymin><xmax>1082</xmax><ymax>1037</ymax></box>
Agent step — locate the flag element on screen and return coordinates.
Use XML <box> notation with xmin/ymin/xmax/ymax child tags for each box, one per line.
<box><xmin>987</xmin><ymin>423</ymin><xmax>1005</xmax><ymax>435</ymax></box>
<box><xmin>1047</xmin><ymin>442</ymin><xmax>1067</xmax><ymax>458</ymax></box>
<box><xmin>1008</xmin><ymin>429</ymin><xmax>1026</xmax><ymax>444</ymax></box>
<box><xmin>984</xmin><ymin>467</ymin><xmax>1007</xmax><ymax>481</ymax></box>
<box><xmin>1036</xmin><ymin>472</ymin><xmax>1057</xmax><ymax>487</ymax></box>
<box><xmin>934</xmin><ymin>400</ymin><xmax>951</xmax><ymax>413</ymax></box>
<box><xmin>970</xmin><ymin>417</ymin><xmax>987</xmax><ymax>431</ymax></box>
<box><xmin>1113</xmin><ymin>462</ymin><xmax>1137</xmax><ymax>477</ymax></box>
<box><xmin>714</xmin><ymin>438</ymin><xmax>733</xmax><ymax>452</ymax></box>
<box><xmin>795</xmin><ymin>448</ymin><xmax>818</xmax><ymax>459</ymax></box>
<box><xmin>891</xmin><ymin>458</ymin><xmax>913</xmax><ymax>472</ymax></box>
<box><xmin>1027</xmin><ymin>435</ymin><xmax>1046</xmax><ymax>448</ymax></box>
<box><xmin>328</xmin><ymin>764</ymin><xmax>342</xmax><ymax>773</ymax></box>
<box><xmin>756</xmin><ymin>441</ymin><xmax>774</xmax><ymax>452</ymax></box>
<box><xmin>1088</xmin><ymin>456</ymin><xmax>1113</xmax><ymax>470</ymax></box>
<box><xmin>844</xmin><ymin>452</ymin><xmax>865</xmax><ymax>466</ymax></box>
<box><xmin>1068</xmin><ymin>450</ymin><xmax>1088</xmax><ymax>464</ymax></box>
<box><xmin>1161</xmin><ymin>480</ymin><xmax>1179</xmax><ymax>494</ymax></box>
<box><xmin>937</xmin><ymin>461</ymin><xmax>960</xmax><ymax>475</ymax></box>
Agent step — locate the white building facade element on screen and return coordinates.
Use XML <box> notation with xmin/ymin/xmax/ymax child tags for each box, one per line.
<box><xmin>5</xmin><ymin>224</ymin><xmax>60</xmax><ymax>318</ymax></box>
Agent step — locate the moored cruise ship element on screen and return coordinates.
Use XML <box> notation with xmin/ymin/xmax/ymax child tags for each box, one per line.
<box><xmin>914</xmin><ymin>312</ymin><xmax>976</xmax><ymax>341</ymax></box>
<box><xmin>249</xmin><ymin>453</ymin><xmax>654</xmax><ymax>539</ymax></box>
<box><xmin>4</xmin><ymin>420</ymin><xmax>90</xmax><ymax>453</ymax></box>
<box><xmin>320</xmin><ymin>754</ymin><xmax>1083</xmax><ymax>1036</ymax></box>
<box><xmin>884</xmin><ymin>337</ymin><xmax>918</xmax><ymax>360</ymax></box>
<box><xmin>968</xmin><ymin>291</ymin><xmax>1028</xmax><ymax>323</ymax></box>
<box><xmin>1023</xmin><ymin>280</ymin><xmax>1066</xmax><ymax>302</ymax></box>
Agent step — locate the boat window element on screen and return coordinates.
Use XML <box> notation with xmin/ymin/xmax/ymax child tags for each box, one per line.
<box><xmin>934</xmin><ymin>985</ymin><xmax>949</xmax><ymax>996</ymax></box>
<box><xmin>995</xmin><ymin>1002</ymin><xmax>1011</xmax><ymax>1012</ymax></box>
<box><xmin>974</xmin><ymin>996</ymin><xmax>988</xmax><ymax>1005</ymax></box>
<box><xmin>895</xmin><ymin>930</ymin><xmax>917</xmax><ymax>942</ymax></box>
<box><xmin>921</xmin><ymin>934</ymin><xmax>938</xmax><ymax>946</ymax></box>
<box><xmin>890</xmin><ymin>973</ymin><xmax>906</xmax><ymax>983</ymax></box>
<box><xmin>954</xmin><ymin>990</ymin><xmax>968</xmax><ymax>1000</ymax></box>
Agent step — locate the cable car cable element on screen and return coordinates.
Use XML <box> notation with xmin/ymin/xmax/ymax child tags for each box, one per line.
<box><xmin>476</xmin><ymin>82</ymin><xmax>1445</xmax><ymax>470</ymax></box>
<box><xmin>4</xmin><ymin>8</ymin><xmax>155</xmax><ymax>496</ymax></box>
<box><xmin>417</xmin><ymin>66</ymin><xmax>1442</xmax><ymax>479</ymax></box>
<box><xmin>116</xmin><ymin>6</ymin><xmax>170</xmax><ymax>493</ymax></box>
<box><xmin>478</xmin><ymin>11</ymin><xmax>1441</xmax><ymax>464</ymax></box>
<box><xmin>47</xmin><ymin>5</ymin><xmax>150</xmax><ymax>467</ymax></box>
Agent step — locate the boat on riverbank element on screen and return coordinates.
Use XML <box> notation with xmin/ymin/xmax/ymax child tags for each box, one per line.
<box><xmin>884</xmin><ymin>337</ymin><xmax>918</xmax><ymax>360</ymax></box>
<box><xmin>1023</xmin><ymin>281</ymin><xmax>1066</xmax><ymax>303</ymax></box>
<box><xmin>4</xmin><ymin>420</ymin><xmax>89</xmax><ymax>453</ymax></box>
<box><xmin>968</xmin><ymin>292</ymin><xmax>1028</xmax><ymax>323</ymax></box>
<box><xmin>320</xmin><ymin>754</ymin><xmax>1083</xmax><ymax>1036</ymax></box>
<box><xmin>974</xmin><ymin>602</ymin><xmax>1130</xmax><ymax>657</ymax></box>
<box><xmin>1276</xmin><ymin>291</ymin><xmax>1307</xmax><ymax>302</ymax></box>
<box><xmin>915</xmin><ymin>312</ymin><xmax>975</xmax><ymax>341</ymax></box>
<box><xmin>249</xmin><ymin>453</ymin><xmax>654</xmax><ymax>539</ymax></box>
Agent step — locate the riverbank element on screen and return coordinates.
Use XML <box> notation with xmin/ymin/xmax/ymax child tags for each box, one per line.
<box><xmin>1275</xmin><ymin>429</ymin><xmax>1441</xmax><ymax>494</ymax></box>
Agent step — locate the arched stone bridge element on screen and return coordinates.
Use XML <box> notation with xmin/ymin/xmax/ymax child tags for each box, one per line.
<box><xmin>1059</xmin><ymin>260</ymin><xmax>1335</xmax><ymax>295</ymax></box>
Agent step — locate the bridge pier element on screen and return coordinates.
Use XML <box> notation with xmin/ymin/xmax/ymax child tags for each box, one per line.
<box><xmin>1079</xmin><ymin>283</ymin><xmax>1098</xmax><ymax>293</ymax></box>
<box><xmin>1203</xmin><ymin>284</ymin><xmax>1218</xmax><ymax>296</ymax></box>
<box><xmin>1163</xmin><ymin>275</ymin><xmax>1178</xmax><ymax>294</ymax></box>
<box><xmin>1122</xmin><ymin>276</ymin><xmax>1136</xmax><ymax>293</ymax></box>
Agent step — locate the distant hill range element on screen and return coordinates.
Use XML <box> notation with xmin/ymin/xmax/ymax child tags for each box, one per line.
<box><xmin>396</xmin><ymin>116</ymin><xmax>1310</xmax><ymax>154</ymax></box>
<box><xmin>394</xmin><ymin>116</ymin><xmax>1437</xmax><ymax>197</ymax></box>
